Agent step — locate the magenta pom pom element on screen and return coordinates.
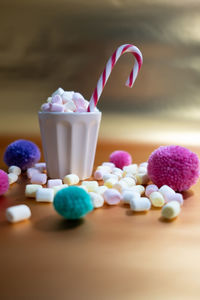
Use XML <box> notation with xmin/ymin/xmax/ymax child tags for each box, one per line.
<box><xmin>109</xmin><ymin>150</ymin><xmax>132</xmax><ymax>169</ymax></box>
<box><xmin>148</xmin><ymin>145</ymin><xmax>200</xmax><ymax>191</ymax></box>
<box><xmin>0</xmin><ymin>170</ymin><xmax>9</xmax><ymax>195</ymax></box>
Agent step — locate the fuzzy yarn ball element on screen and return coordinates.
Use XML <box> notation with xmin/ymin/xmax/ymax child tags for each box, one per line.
<box><xmin>4</xmin><ymin>139</ymin><xmax>41</xmax><ymax>171</ymax></box>
<box><xmin>0</xmin><ymin>170</ymin><xmax>9</xmax><ymax>195</ymax></box>
<box><xmin>109</xmin><ymin>150</ymin><xmax>132</xmax><ymax>169</ymax></box>
<box><xmin>148</xmin><ymin>145</ymin><xmax>200</xmax><ymax>192</ymax></box>
<box><xmin>53</xmin><ymin>186</ymin><xmax>93</xmax><ymax>219</ymax></box>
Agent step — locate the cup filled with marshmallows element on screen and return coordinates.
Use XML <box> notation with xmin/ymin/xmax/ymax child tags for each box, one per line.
<box><xmin>38</xmin><ymin>88</ymin><xmax>101</xmax><ymax>180</ymax></box>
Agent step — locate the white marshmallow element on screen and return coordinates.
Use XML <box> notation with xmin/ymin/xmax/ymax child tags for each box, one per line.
<box><xmin>36</xmin><ymin>188</ymin><xmax>54</xmax><ymax>203</ymax></box>
<box><xmin>104</xmin><ymin>177</ymin><xmax>118</xmax><ymax>188</ymax></box>
<box><xmin>63</xmin><ymin>100</ymin><xmax>76</xmax><ymax>112</ymax></box>
<box><xmin>27</xmin><ymin>167</ymin><xmax>40</xmax><ymax>179</ymax></box>
<box><xmin>8</xmin><ymin>173</ymin><xmax>18</xmax><ymax>184</ymax></box>
<box><xmin>139</xmin><ymin>162</ymin><xmax>148</xmax><ymax>168</ymax></box>
<box><xmin>162</xmin><ymin>201</ymin><xmax>181</xmax><ymax>219</ymax></box>
<box><xmin>101</xmin><ymin>162</ymin><xmax>115</xmax><ymax>170</ymax></box>
<box><xmin>52</xmin><ymin>184</ymin><xmax>68</xmax><ymax>195</ymax></box>
<box><xmin>47</xmin><ymin>179</ymin><xmax>63</xmax><ymax>188</ymax></box>
<box><xmin>103</xmin><ymin>173</ymin><xmax>118</xmax><ymax>182</ymax></box>
<box><xmin>123</xmin><ymin>164</ymin><xmax>138</xmax><ymax>175</ymax></box>
<box><xmin>120</xmin><ymin>177</ymin><xmax>136</xmax><ymax>187</ymax></box>
<box><xmin>130</xmin><ymin>197</ymin><xmax>151</xmax><ymax>212</ymax></box>
<box><xmin>94</xmin><ymin>185</ymin><xmax>108</xmax><ymax>195</ymax></box>
<box><xmin>122</xmin><ymin>185</ymin><xmax>145</xmax><ymax>196</ymax></box>
<box><xmin>122</xmin><ymin>191</ymin><xmax>140</xmax><ymax>204</ymax></box>
<box><xmin>6</xmin><ymin>205</ymin><xmax>31</xmax><ymax>223</ymax></box>
<box><xmin>52</xmin><ymin>87</ymin><xmax>64</xmax><ymax>97</ymax></box>
<box><xmin>112</xmin><ymin>167</ymin><xmax>123</xmax><ymax>179</ymax></box>
<box><xmin>8</xmin><ymin>166</ymin><xmax>21</xmax><ymax>176</ymax></box>
<box><xmin>159</xmin><ymin>185</ymin><xmax>175</xmax><ymax>201</ymax></box>
<box><xmin>62</xmin><ymin>91</ymin><xmax>74</xmax><ymax>103</ymax></box>
<box><xmin>81</xmin><ymin>181</ymin><xmax>98</xmax><ymax>192</ymax></box>
<box><xmin>149</xmin><ymin>191</ymin><xmax>165</xmax><ymax>207</ymax></box>
<box><xmin>63</xmin><ymin>174</ymin><xmax>79</xmax><ymax>185</ymax></box>
<box><xmin>89</xmin><ymin>192</ymin><xmax>104</xmax><ymax>208</ymax></box>
<box><xmin>25</xmin><ymin>184</ymin><xmax>42</xmax><ymax>198</ymax></box>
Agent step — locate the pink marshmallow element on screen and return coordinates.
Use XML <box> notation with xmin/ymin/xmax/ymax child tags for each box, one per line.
<box><xmin>94</xmin><ymin>170</ymin><xmax>106</xmax><ymax>180</ymax></box>
<box><xmin>103</xmin><ymin>189</ymin><xmax>122</xmax><ymax>205</ymax></box>
<box><xmin>50</xmin><ymin>103</ymin><xmax>64</xmax><ymax>112</ymax></box>
<box><xmin>72</xmin><ymin>92</ymin><xmax>84</xmax><ymax>101</ymax></box>
<box><xmin>34</xmin><ymin>162</ymin><xmax>46</xmax><ymax>173</ymax></box>
<box><xmin>166</xmin><ymin>193</ymin><xmax>184</xmax><ymax>205</ymax></box>
<box><xmin>47</xmin><ymin>179</ymin><xmax>63</xmax><ymax>188</ymax></box>
<box><xmin>30</xmin><ymin>173</ymin><xmax>47</xmax><ymax>185</ymax></box>
<box><xmin>41</xmin><ymin>103</ymin><xmax>50</xmax><ymax>112</ymax></box>
<box><xmin>27</xmin><ymin>168</ymin><xmax>40</xmax><ymax>179</ymax></box>
<box><xmin>145</xmin><ymin>184</ymin><xmax>159</xmax><ymax>197</ymax></box>
<box><xmin>51</xmin><ymin>94</ymin><xmax>62</xmax><ymax>104</ymax></box>
<box><xmin>75</xmin><ymin>107</ymin><xmax>87</xmax><ymax>113</ymax></box>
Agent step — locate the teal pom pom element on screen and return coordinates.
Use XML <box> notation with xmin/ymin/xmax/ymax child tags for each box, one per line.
<box><xmin>53</xmin><ymin>186</ymin><xmax>93</xmax><ymax>219</ymax></box>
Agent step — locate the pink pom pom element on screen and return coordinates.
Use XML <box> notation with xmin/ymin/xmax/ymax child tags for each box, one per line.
<box><xmin>0</xmin><ymin>170</ymin><xmax>9</xmax><ymax>195</ymax></box>
<box><xmin>109</xmin><ymin>150</ymin><xmax>132</xmax><ymax>169</ymax></box>
<box><xmin>148</xmin><ymin>145</ymin><xmax>200</xmax><ymax>192</ymax></box>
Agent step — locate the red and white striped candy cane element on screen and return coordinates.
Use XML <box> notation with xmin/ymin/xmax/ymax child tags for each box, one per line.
<box><xmin>87</xmin><ymin>44</ymin><xmax>143</xmax><ymax>112</ymax></box>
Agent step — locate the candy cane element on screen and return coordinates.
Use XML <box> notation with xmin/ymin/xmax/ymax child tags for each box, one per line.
<box><xmin>87</xmin><ymin>44</ymin><xmax>143</xmax><ymax>112</ymax></box>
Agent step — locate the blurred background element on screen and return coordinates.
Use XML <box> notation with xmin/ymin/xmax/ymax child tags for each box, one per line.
<box><xmin>1</xmin><ymin>0</ymin><xmax>200</xmax><ymax>144</ymax></box>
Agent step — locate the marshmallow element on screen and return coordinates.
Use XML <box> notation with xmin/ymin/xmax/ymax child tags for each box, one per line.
<box><xmin>123</xmin><ymin>164</ymin><xmax>138</xmax><ymax>175</ymax></box>
<box><xmin>139</xmin><ymin>162</ymin><xmax>148</xmax><ymax>168</ymax></box>
<box><xmin>34</xmin><ymin>162</ymin><xmax>46</xmax><ymax>173</ymax></box>
<box><xmin>94</xmin><ymin>185</ymin><xmax>108</xmax><ymax>195</ymax></box>
<box><xmin>50</xmin><ymin>103</ymin><xmax>64</xmax><ymax>112</ymax></box>
<box><xmin>25</xmin><ymin>184</ymin><xmax>42</xmax><ymax>198</ymax></box>
<box><xmin>145</xmin><ymin>184</ymin><xmax>158</xmax><ymax>197</ymax></box>
<box><xmin>120</xmin><ymin>177</ymin><xmax>136</xmax><ymax>187</ymax></box>
<box><xmin>51</xmin><ymin>94</ymin><xmax>62</xmax><ymax>104</ymax></box>
<box><xmin>36</xmin><ymin>188</ymin><xmax>54</xmax><ymax>203</ymax></box>
<box><xmin>122</xmin><ymin>185</ymin><xmax>145</xmax><ymax>196</ymax></box>
<box><xmin>41</xmin><ymin>103</ymin><xmax>50</xmax><ymax>112</ymax></box>
<box><xmin>30</xmin><ymin>173</ymin><xmax>47</xmax><ymax>185</ymax></box>
<box><xmin>113</xmin><ymin>180</ymin><xmax>128</xmax><ymax>193</ymax></box>
<box><xmin>102</xmin><ymin>162</ymin><xmax>115</xmax><ymax>171</ymax></box>
<box><xmin>94</xmin><ymin>170</ymin><xmax>106</xmax><ymax>180</ymax></box>
<box><xmin>63</xmin><ymin>174</ymin><xmax>79</xmax><ymax>185</ymax></box>
<box><xmin>161</xmin><ymin>201</ymin><xmax>181</xmax><ymax>220</ymax></box>
<box><xmin>27</xmin><ymin>167</ymin><xmax>40</xmax><ymax>179</ymax></box>
<box><xmin>112</xmin><ymin>167</ymin><xmax>123</xmax><ymax>179</ymax></box>
<box><xmin>130</xmin><ymin>197</ymin><xmax>151</xmax><ymax>212</ymax></box>
<box><xmin>52</xmin><ymin>87</ymin><xmax>64</xmax><ymax>97</ymax></box>
<box><xmin>47</xmin><ymin>179</ymin><xmax>63</xmax><ymax>188</ymax></box>
<box><xmin>63</xmin><ymin>100</ymin><xmax>76</xmax><ymax>112</ymax></box>
<box><xmin>62</xmin><ymin>91</ymin><xmax>74</xmax><ymax>103</ymax></box>
<box><xmin>89</xmin><ymin>192</ymin><xmax>104</xmax><ymax>208</ymax></box>
<box><xmin>47</xmin><ymin>97</ymin><xmax>52</xmax><ymax>103</ymax></box>
<box><xmin>138</xmin><ymin>166</ymin><xmax>147</xmax><ymax>173</ymax></box>
<box><xmin>6</xmin><ymin>205</ymin><xmax>31</xmax><ymax>223</ymax></box>
<box><xmin>122</xmin><ymin>190</ymin><xmax>140</xmax><ymax>204</ymax></box>
<box><xmin>103</xmin><ymin>173</ymin><xmax>118</xmax><ymax>182</ymax></box>
<box><xmin>8</xmin><ymin>166</ymin><xmax>21</xmax><ymax>176</ymax></box>
<box><xmin>159</xmin><ymin>185</ymin><xmax>175</xmax><ymax>201</ymax></box>
<box><xmin>8</xmin><ymin>173</ymin><xmax>18</xmax><ymax>184</ymax></box>
<box><xmin>165</xmin><ymin>192</ymin><xmax>184</xmax><ymax>206</ymax></box>
<box><xmin>149</xmin><ymin>191</ymin><xmax>165</xmax><ymax>207</ymax></box>
<box><xmin>104</xmin><ymin>177</ymin><xmax>118</xmax><ymax>188</ymax></box>
<box><xmin>81</xmin><ymin>181</ymin><xmax>98</xmax><ymax>192</ymax></box>
<box><xmin>103</xmin><ymin>189</ymin><xmax>121</xmax><ymax>205</ymax></box>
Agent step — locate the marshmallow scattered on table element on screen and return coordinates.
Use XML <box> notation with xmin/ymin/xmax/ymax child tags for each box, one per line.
<box><xmin>159</xmin><ymin>185</ymin><xmax>175</xmax><ymax>201</ymax></box>
<box><xmin>149</xmin><ymin>191</ymin><xmax>165</xmax><ymax>208</ymax></box>
<box><xmin>52</xmin><ymin>184</ymin><xmax>68</xmax><ymax>195</ymax></box>
<box><xmin>31</xmin><ymin>173</ymin><xmax>47</xmax><ymax>185</ymax></box>
<box><xmin>25</xmin><ymin>184</ymin><xmax>42</xmax><ymax>198</ymax></box>
<box><xmin>81</xmin><ymin>181</ymin><xmax>98</xmax><ymax>192</ymax></box>
<box><xmin>130</xmin><ymin>197</ymin><xmax>151</xmax><ymax>212</ymax></box>
<box><xmin>145</xmin><ymin>184</ymin><xmax>158</xmax><ymax>197</ymax></box>
<box><xmin>6</xmin><ymin>205</ymin><xmax>31</xmax><ymax>223</ymax></box>
<box><xmin>104</xmin><ymin>177</ymin><xmax>118</xmax><ymax>188</ymax></box>
<box><xmin>8</xmin><ymin>166</ymin><xmax>21</xmax><ymax>176</ymax></box>
<box><xmin>122</xmin><ymin>190</ymin><xmax>140</xmax><ymax>204</ymax></box>
<box><xmin>27</xmin><ymin>167</ymin><xmax>40</xmax><ymax>179</ymax></box>
<box><xmin>36</xmin><ymin>188</ymin><xmax>54</xmax><ymax>203</ymax></box>
<box><xmin>89</xmin><ymin>192</ymin><xmax>104</xmax><ymax>208</ymax></box>
<box><xmin>8</xmin><ymin>173</ymin><xmax>18</xmax><ymax>184</ymax></box>
<box><xmin>47</xmin><ymin>179</ymin><xmax>63</xmax><ymax>188</ymax></box>
<box><xmin>103</xmin><ymin>189</ymin><xmax>121</xmax><ymax>205</ymax></box>
<box><xmin>63</xmin><ymin>174</ymin><xmax>79</xmax><ymax>185</ymax></box>
<box><xmin>161</xmin><ymin>201</ymin><xmax>181</xmax><ymax>220</ymax></box>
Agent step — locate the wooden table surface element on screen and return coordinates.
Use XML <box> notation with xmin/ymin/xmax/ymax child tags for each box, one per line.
<box><xmin>1</xmin><ymin>137</ymin><xmax>200</xmax><ymax>300</ymax></box>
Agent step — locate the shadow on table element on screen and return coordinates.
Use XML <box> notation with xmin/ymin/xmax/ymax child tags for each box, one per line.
<box><xmin>34</xmin><ymin>215</ymin><xmax>84</xmax><ymax>232</ymax></box>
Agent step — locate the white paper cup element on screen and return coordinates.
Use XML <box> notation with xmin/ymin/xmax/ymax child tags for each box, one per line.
<box><xmin>38</xmin><ymin>111</ymin><xmax>101</xmax><ymax>179</ymax></box>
